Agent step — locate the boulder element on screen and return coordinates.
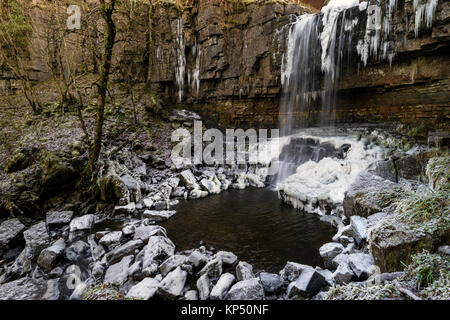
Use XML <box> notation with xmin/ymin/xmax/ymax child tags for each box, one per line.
<box><xmin>196</xmin><ymin>273</ymin><xmax>210</xmax><ymax>300</ymax></box>
<box><xmin>37</xmin><ymin>238</ymin><xmax>66</xmax><ymax>272</ymax></box>
<box><xmin>347</xmin><ymin>253</ymin><xmax>375</xmax><ymax>280</ymax></box>
<box><xmin>198</xmin><ymin>257</ymin><xmax>223</xmax><ymax>279</ymax></box>
<box><xmin>105</xmin><ymin>239</ymin><xmax>144</xmax><ymax>265</ymax></box>
<box><xmin>99</xmin><ymin>231</ymin><xmax>123</xmax><ymax>249</ymax></box>
<box><xmin>286</xmin><ymin>268</ymin><xmax>327</xmax><ymax>299</ymax></box>
<box><xmin>180</xmin><ymin>170</ymin><xmax>197</xmax><ymax>186</ymax></box>
<box><xmin>350</xmin><ymin>216</ymin><xmax>368</xmax><ymax>245</ymax></box>
<box><xmin>46</xmin><ymin>211</ymin><xmax>74</xmax><ymax>226</ymax></box>
<box><xmin>157</xmin><ymin>267</ymin><xmax>187</xmax><ymax>300</ymax></box>
<box><xmin>23</xmin><ymin>222</ymin><xmax>51</xmax><ymax>257</ymax></box>
<box><xmin>188</xmin><ymin>250</ymin><xmax>208</xmax><ymax>268</ymax></box>
<box><xmin>65</xmin><ymin>240</ymin><xmax>92</xmax><ymax>265</ymax></box>
<box><xmin>214</xmin><ymin>251</ymin><xmax>237</xmax><ymax>265</ymax></box>
<box><xmin>126</xmin><ymin>277</ymin><xmax>160</xmax><ymax>300</ymax></box>
<box><xmin>319</xmin><ymin>242</ymin><xmax>344</xmax><ymax>269</ymax></box>
<box><xmin>210</xmin><ymin>273</ymin><xmax>236</xmax><ymax>300</ymax></box>
<box><xmin>343</xmin><ymin>172</ymin><xmax>403</xmax><ymax>218</ymax></box>
<box><xmin>226</xmin><ymin>278</ymin><xmax>265</xmax><ymax>300</ymax></box>
<box><xmin>332</xmin><ymin>225</ymin><xmax>354</xmax><ymax>242</ymax></box>
<box><xmin>69</xmin><ymin>215</ymin><xmax>95</xmax><ymax>233</ymax></box>
<box><xmin>0</xmin><ymin>278</ymin><xmax>47</xmax><ymax>300</ymax></box>
<box><xmin>128</xmin><ymin>260</ymin><xmax>143</xmax><ymax>281</ymax></box>
<box><xmin>104</xmin><ymin>255</ymin><xmax>134</xmax><ymax>285</ymax></box>
<box><xmin>159</xmin><ymin>255</ymin><xmax>187</xmax><ymax>276</ymax></box>
<box><xmin>259</xmin><ymin>272</ymin><xmax>284</xmax><ymax>294</ymax></box>
<box><xmin>332</xmin><ymin>263</ymin><xmax>354</xmax><ymax>285</ymax></box>
<box><xmin>0</xmin><ymin>218</ymin><xmax>25</xmax><ymax>248</ymax></box>
<box><xmin>183</xmin><ymin>290</ymin><xmax>198</xmax><ymax>300</ymax></box>
<box><xmin>369</xmin><ymin>221</ymin><xmax>434</xmax><ymax>273</ymax></box>
<box><xmin>236</xmin><ymin>261</ymin><xmax>254</xmax><ymax>281</ymax></box>
<box><xmin>143</xmin><ymin>210</ymin><xmax>176</xmax><ymax>222</ymax></box>
<box><xmin>279</xmin><ymin>261</ymin><xmax>310</xmax><ymax>282</ymax></box>
<box><xmin>142</xmin><ymin>236</ymin><xmax>175</xmax><ymax>268</ymax></box>
<box><xmin>438</xmin><ymin>245</ymin><xmax>450</xmax><ymax>255</ymax></box>
<box><xmin>114</xmin><ymin>202</ymin><xmax>136</xmax><ymax>215</ymax></box>
<box><xmin>200</xmin><ymin>179</ymin><xmax>221</xmax><ymax>194</ymax></box>
<box><xmin>133</xmin><ymin>225</ymin><xmax>167</xmax><ymax>243</ymax></box>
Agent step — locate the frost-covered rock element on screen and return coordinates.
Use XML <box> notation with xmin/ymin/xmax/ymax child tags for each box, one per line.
<box><xmin>226</xmin><ymin>278</ymin><xmax>265</xmax><ymax>300</ymax></box>
<box><xmin>69</xmin><ymin>215</ymin><xmax>95</xmax><ymax>233</ymax></box>
<box><xmin>23</xmin><ymin>222</ymin><xmax>51</xmax><ymax>256</ymax></box>
<box><xmin>350</xmin><ymin>216</ymin><xmax>368</xmax><ymax>245</ymax></box>
<box><xmin>133</xmin><ymin>225</ymin><xmax>167</xmax><ymax>243</ymax></box>
<box><xmin>259</xmin><ymin>272</ymin><xmax>284</xmax><ymax>294</ymax></box>
<box><xmin>319</xmin><ymin>242</ymin><xmax>344</xmax><ymax>269</ymax></box>
<box><xmin>347</xmin><ymin>253</ymin><xmax>375</xmax><ymax>280</ymax></box>
<box><xmin>332</xmin><ymin>263</ymin><xmax>354</xmax><ymax>285</ymax></box>
<box><xmin>196</xmin><ymin>273</ymin><xmax>210</xmax><ymax>300</ymax></box>
<box><xmin>37</xmin><ymin>238</ymin><xmax>65</xmax><ymax>272</ymax></box>
<box><xmin>104</xmin><ymin>255</ymin><xmax>134</xmax><ymax>285</ymax></box>
<box><xmin>0</xmin><ymin>278</ymin><xmax>47</xmax><ymax>300</ymax></box>
<box><xmin>189</xmin><ymin>189</ymin><xmax>209</xmax><ymax>199</ymax></box>
<box><xmin>142</xmin><ymin>236</ymin><xmax>175</xmax><ymax>268</ymax></box>
<box><xmin>180</xmin><ymin>170</ymin><xmax>197</xmax><ymax>187</ymax></box>
<box><xmin>280</xmin><ymin>261</ymin><xmax>310</xmax><ymax>282</ymax></box>
<box><xmin>210</xmin><ymin>273</ymin><xmax>236</xmax><ymax>300</ymax></box>
<box><xmin>157</xmin><ymin>267</ymin><xmax>187</xmax><ymax>300</ymax></box>
<box><xmin>143</xmin><ymin>210</ymin><xmax>176</xmax><ymax>222</ymax></box>
<box><xmin>105</xmin><ymin>239</ymin><xmax>144</xmax><ymax>265</ymax></box>
<box><xmin>126</xmin><ymin>277</ymin><xmax>160</xmax><ymax>300</ymax></box>
<box><xmin>114</xmin><ymin>202</ymin><xmax>136</xmax><ymax>215</ymax></box>
<box><xmin>159</xmin><ymin>255</ymin><xmax>187</xmax><ymax>276</ymax></box>
<box><xmin>215</xmin><ymin>251</ymin><xmax>238</xmax><ymax>265</ymax></box>
<box><xmin>198</xmin><ymin>257</ymin><xmax>222</xmax><ymax>279</ymax></box>
<box><xmin>183</xmin><ymin>290</ymin><xmax>198</xmax><ymax>300</ymax></box>
<box><xmin>188</xmin><ymin>250</ymin><xmax>208</xmax><ymax>268</ymax></box>
<box><xmin>0</xmin><ymin>218</ymin><xmax>25</xmax><ymax>248</ymax></box>
<box><xmin>200</xmin><ymin>178</ymin><xmax>221</xmax><ymax>194</ymax></box>
<box><xmin>236</xmin><ymin>261</ymin><xmax>254</xmax><ymax>281</ymax></box>
<box><xmin>46</xmin><ymin>211</ymin><xmax>73</xmax><ymax>226</ymax></box>
<box><xmin>99</xmin><ymin>231</ymin><xmax>123</xmax><ymax>249</ymax></box>
<box><xmin>286</xmin><ymin>268</ymin><xmax>327</xmax><ymax>299</ymax></box>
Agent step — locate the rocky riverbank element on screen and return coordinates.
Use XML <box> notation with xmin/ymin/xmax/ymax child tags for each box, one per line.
<box><xmin>0</xmin><ymin>95</ymin><xmax>448</xmax><ymax>300</ymax></box>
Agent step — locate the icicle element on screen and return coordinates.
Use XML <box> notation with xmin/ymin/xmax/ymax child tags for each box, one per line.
<box><xmin>175</xmin><ymin>17</ymin><xmax>186</xmax><ymax>103</ymax></box>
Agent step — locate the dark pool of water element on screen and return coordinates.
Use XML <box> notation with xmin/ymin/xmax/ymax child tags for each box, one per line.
<box><xmin>162</xmin><ymin>188</ymin><xmax>335</xmax><ymax>273</ymax></box>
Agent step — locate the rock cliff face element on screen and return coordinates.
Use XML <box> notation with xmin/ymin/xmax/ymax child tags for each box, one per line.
<box><xmin>147</xmin><ymin>0</ymin><xmax>450</xmax><ymax>129</ymax></box>
<box><xmin>1</xmin><ymin>0</ymin><xmax>449</xmax><ymax>129</ymax></box>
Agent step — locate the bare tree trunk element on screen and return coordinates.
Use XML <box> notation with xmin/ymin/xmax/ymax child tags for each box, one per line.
<box><xmin>89</xmin><ymin>0</ymin><xmax>116</xmax><ymax>171</ymax></box>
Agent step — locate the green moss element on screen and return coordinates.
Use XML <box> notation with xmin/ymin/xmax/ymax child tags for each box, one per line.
<box><xmin>5</xmin><ymin>152</ymin><xmax>28</xmax><ymax>173</ymax></box>
<box><xmin>408</xmin><ymin>126</ymin><xmax>427</xmax><ymax>138</ymax></box>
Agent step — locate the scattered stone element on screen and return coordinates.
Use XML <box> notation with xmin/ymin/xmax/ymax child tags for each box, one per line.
<box><xmin>347</xmin><ymin>253</ymin><xmax>375</xmax><ymax>280</ymax></box>
<box><xmin>37</xmin><ymin>238</ymin><xmax>66</xmax><ymax>272</ymax></box>
<box><xmin>104</xmin><ymin>255</ymin><xmax>134</xmax><ymax>285</ymax></box>
<box><xmin>133</xmin><ymin>225</ymin><xmax>167</xmax><ymax>243</ymax></box>
<box><xmin>226</xmin><ymin>278</ymin><xmax>265</xmax><ymax>300</ymax></box>
<box><xmin>42</xmin><ymin>279</ymin><xmax>60</xmax><ymax>300</ymax></box>
<box><xmin>114</xmin><ymin>203</ymin><xmax>136</xmax><ymax>215</ymax></box>
<box><xmin>99</xmin><ymin>231</ymin><xmax>123</xmax><ymax>249</ymax></box>
<box><xmin>157</xmin><ymin>267</ymin><xmax>187</xmax><ymax>300</ymax></box>
<box><xmin>215</xmin><ymin>251</ymin><xmax>238</xmax><ymax>265</ymax></box>
<box><xmin>259</xmin><ymin>272</ymin><xmax>284</xmax><ymax>294</ymax></box>
<box><xmin>69</xmin><ymin>215</ymin><xmax>95</xmax><ymax>233</ymax></box>
<box><xmin>180</xmin><ymin>170</ymin><xmax>197</xmax><ymax>186</ymax></box>
<box><xmin>143</xmin><ymin>210</ymin><xmax>176</xmax><ymax>222</ymax></box>
<box><xmin>0</xmin><ymin>277</ymin><xmax>47</xmax><ymax>300</ymax></box>
<box><xmin>332</xmin><ymin>225</ymin><xmax>354</xmax><ymax>242</ymax></box>
<box><xmin>23</xmin><ymin>222</ymin><xmax>51</xmax><ymax>256</ymax></box>
<box><xmin>236</xmin><ymin>261</ymin><xmax>254</xmax><ymax>281</ymax></box>
<box><xmin>210</xmin><ymin>273</ymin><xmax>236</xmax><ymax>300</ymax></box>
<box><xmin>0</xmin><ymin>218</ymin><xmax>25</xmax><ymax>248</ymax></box>
<box><xmin>126</xmin><ymin>277</ymin><xmax>160</xmax><ymax>300</ymax></box>
<box><xmin>105</xmin><ymin>239</ymin><xmax>144</xmax><ymax>265</ymax></box>
<box><xmin>46</xmin><ymin>211</ymin><xmax>74</xmax><ymax>226</ymax></box>
<box><xmin>319</xmin><ymin>242</ymin><xmax>344</xmax><ymax>269</ymax></box>
<box><xmin>196</xmin><ymin>273</ymin><xmax>210</xmax><ymax>300</ymax></box>
<box><xmin>200</xmin><ymin>179</ymin><xmax>221</xmax><ymax>194</ymax></box>
<box><xmin>143</xmin><ymin>198</ymin><xmax>154</xmax><ymax>209</ymax></box>
<box><xmin>183</xmin><ymin>290</ymin><xmax>198</xmax><ymax>300</ymax></box>
<box><xmin>287</xmin><ymin>268</ymin><xmax>327</xmax><ymax>299</ymax></box>
<box><xmin>128</xmin><ymin>260</ymin><xmax>143</xmax><ymax>281</ymax></box>
<box><xmin>187</xmin><ymin>250</ymin><xmax>208</xmax><ymax>268</ymax></box>
<box><xmin>280</xmin><ymin>262</ymin><xmax>310</xmax><ymax>282</ymax></box>
<box><xmin>198</xmin><ymin>257</ymin><xmax>223</xmax><ymax>279</ymax></box>
<box><xmin>350</xmin><ymin>216</ymin><xmax>368</xmax><ymax>245</ymax></box>
<box><xmin>142</xmin><ymin>236</ymin><xmax>175</xmax><ymax>268</ymax></box>
<box><xmin>65</xmin><ymin>240</ymin><xmax>91</xmax><ymax>263</ymax></box>
<box><xmin>122</xmin><ymin>225</ymin><xmax>135</xmax><ymax>237</ymax></box>
<box><xmin>332</xmin><ymin>263</ymin><xmax>354</xmax><ymax>285</ymax></box>
<box><xmin>159</xmin><ymin>255</ymin><xmax>187</xmax><ymax>276</ymax></box>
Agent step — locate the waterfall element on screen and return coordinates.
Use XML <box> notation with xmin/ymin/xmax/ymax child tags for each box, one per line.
<box><xmin>280</xmin><ymin>14</ymin><xmax>322</xmax><ymax>136</ymax></box>
<box><xmin>190</xmin><ymin>37</ymin><xmax>201</xmax><ymax>98</ymax></box>
<box><xmin>175</xmin><ymin>17</ymin><xmax>186</xmax><ymax>103</ymax></box>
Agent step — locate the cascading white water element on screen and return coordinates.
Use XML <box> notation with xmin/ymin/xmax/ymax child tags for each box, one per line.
<box><xmin>190</xmin><ymin>37</ymin><xmax>201</xmax><ymax>98</ymax></box>
<box><xmin>175</xmin><ymin>17</ymin><xmax>186</xmax><ymax>103</ymax></box>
